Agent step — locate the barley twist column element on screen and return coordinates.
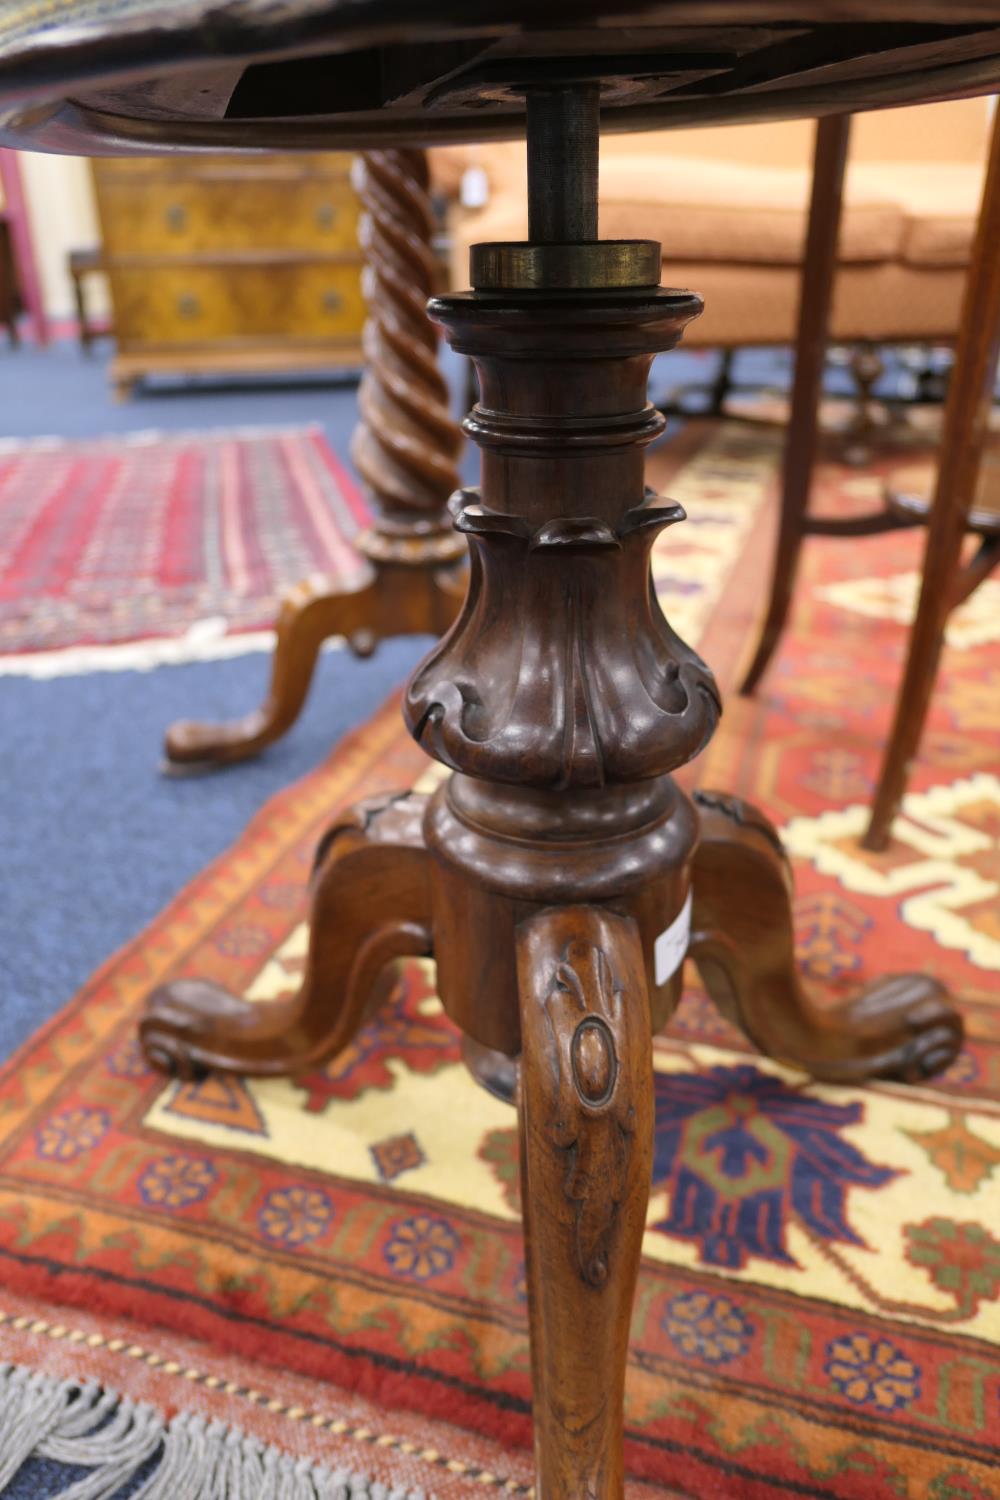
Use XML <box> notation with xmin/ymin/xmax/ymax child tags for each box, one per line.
<box><xmin>350</xmin><ymin>148</ymin><xmax>465</xmax><ymax>563</ymax></box>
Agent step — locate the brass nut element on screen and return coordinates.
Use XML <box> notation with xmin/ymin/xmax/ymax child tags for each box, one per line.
<box><xmin>470</xmin><ymin>240</ymin><xmax>661</xmax><ymax>291</ymax></box>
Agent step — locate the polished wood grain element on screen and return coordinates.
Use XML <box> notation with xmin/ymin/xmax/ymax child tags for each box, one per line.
<box><xmin>517</xmin><ymin>906</ymin><xmax>653</xmax><ymax>1500</ymax></box>
<box><xmin>141</xmin><ymin>791</ymin><xmax>432</xmax><ymax>1078</ymax></box>
<box><xmin>690</xmin><ymin>790</ymin><xmax>962</xmax><ymax>1082</ymax></box>
<box><xmin>164</xmin><ymin>148</ymin><xmax>465</xmax><ymax>770</ymax></box>
<box><xmin>91</xmin><ymin>154</ymin><xmax>366</xmax><ymax>396</ymax></box>
<box><xmin>6</xmin><ymin>5</ymin><xmax>1000</xmax><ymax>152</ymax></box>
<box><xmin>95</xmin><ymin>157</ymin><xmax>359</xmax><ymax>256</ymax></box>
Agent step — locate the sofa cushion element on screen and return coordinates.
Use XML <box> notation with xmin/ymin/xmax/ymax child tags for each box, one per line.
<box><xmin>599</xmin><ymin>155</ymin><xmax>903</xmax><ymax>264</ymax></box>
<box><xmin>442</xmin><ymin>150</ymin><xmax>904</xmax><ymax>266</ymax></box>
<box><xmin>849</xmin><ymin>162</ymin><xmax>984</xmax><ymax>266</ymax></box>
<box><xmin>654</xmin><ymin>261</ymin><xmax>967</xmax><ymax>347</ymax></box>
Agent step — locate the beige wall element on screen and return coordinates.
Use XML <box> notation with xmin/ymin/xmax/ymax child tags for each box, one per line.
<box><xmin>19</xmin><ymin>153</ymin><xmax>109</xmax><ymax>321</ymax></box>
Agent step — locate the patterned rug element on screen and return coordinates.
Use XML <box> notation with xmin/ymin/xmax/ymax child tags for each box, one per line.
<box><xmin>1</xmin><ymin>422</ymin><xmax>997</xmax><ymax>1497</ymax></box>
<box><xmin>0</xmin><ymin>425</ymin><xmax>369</xmax><ymax>659</ymax></box>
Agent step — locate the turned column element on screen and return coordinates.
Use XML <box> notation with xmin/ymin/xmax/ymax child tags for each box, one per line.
<box><xmin>403</xmin><ymin>86</ymin><xmax>717</xmax><ymax>1498</ymax></box>
<box><xmin>350</xmin><ymin>147</ymin><xmax>465</xmax><ymax>572</ymax></box>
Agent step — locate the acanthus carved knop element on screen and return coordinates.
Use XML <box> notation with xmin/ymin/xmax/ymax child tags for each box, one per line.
<box><xmin>539</xmin><ymin>938</ymin><xmax>638</xmax><ymax>1288</ymax></box>
<box><xmin>404</xmin><ymin>490</ymin><xmax>721</xmax><ymax>788</ymax></box>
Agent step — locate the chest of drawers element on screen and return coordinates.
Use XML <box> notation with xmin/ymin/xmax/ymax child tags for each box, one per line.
<box><xmin>91</xmin><ymin>153</ymin><xmax>365</xmax><ymax>397</ymax></box>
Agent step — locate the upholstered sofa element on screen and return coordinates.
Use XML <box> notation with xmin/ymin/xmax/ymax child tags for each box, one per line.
<box><xmin>431</xmin><ymin>98</ymin><xmax>990</xmax><ymax>353</ymax></box>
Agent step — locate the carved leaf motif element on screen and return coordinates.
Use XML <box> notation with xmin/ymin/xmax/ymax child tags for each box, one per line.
<box><xmin>405</xmin><ymin>488</ymin><xmax>720</xmax><ymax>788</ymax></box>
<box><xmin>542</xmin><ymin>939</ymin><xmax>638</xmax><ymax>1287</ymax></box>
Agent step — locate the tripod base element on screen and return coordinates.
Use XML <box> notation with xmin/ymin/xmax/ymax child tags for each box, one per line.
<box><xmin>142</xmin><ymin>785</ymin><xmax>960</xmax><ymax>1088</ymax></box>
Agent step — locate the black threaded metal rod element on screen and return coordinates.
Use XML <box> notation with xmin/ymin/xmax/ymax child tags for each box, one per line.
<box><xmin>526</xmin><ymin>84</ymin><xmax>600</xmax><ymax>244</ymax></box>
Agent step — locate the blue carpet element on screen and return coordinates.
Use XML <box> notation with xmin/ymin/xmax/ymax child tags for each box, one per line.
<box><xmin>0</xmin><ymin>637</ymin><xmax>430</xmax><ymax>1060</ymax></box>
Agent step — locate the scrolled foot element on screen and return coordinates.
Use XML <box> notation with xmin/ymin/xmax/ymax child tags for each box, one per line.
<box><xmin>140</xmin><ymin>792</ymin><xmax>433</xmax><ymax>1078</ymax></box>
<box><xmin>163</xmin><ymin>709</ymin><xmax>275</xmax><ymax>773</ymax></box>
<box><xmin>162</xmin><ymin>573</ymin><xmax>379</xmax><ymax>772</ymax></box>
<box><xmin>689</xmin><ymin>789</ymin><xmax>964</xmax><ymax>1085</ymax></box>
<box><xmin>140</xmin><ymin>977</ymin><xmax>350</xmax><ymax>1081</ymax></box>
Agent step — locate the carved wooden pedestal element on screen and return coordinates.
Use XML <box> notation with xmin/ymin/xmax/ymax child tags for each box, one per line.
<box><xmin>164</xmin><ymin>148</ymin><xmax>465</xmax><ymax>769</ymax></box>
<box><xmin>142</xmin><ymin>97</ymin><xmax>963</xmax><ymax>1500</ymax></box>
<box><xmin>142</xmin><ymin>272</ymin><xmax>961</xmax><ymax>1500</ymax></box>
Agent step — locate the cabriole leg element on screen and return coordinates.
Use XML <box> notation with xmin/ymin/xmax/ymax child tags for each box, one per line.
<box><xmin>141</xmin><ymin>791</ymin><xmax>432</xmax><ymax>1078</ymax></box>
<box><xmin>689</xmin><ymin>790</ymin><xmax>962</xmax><ymax>1082</ymax></box>
<box><xmin>516</xmin><ymin>905</ymin><xmax>653</xmax><ymax>1500</ymax></box>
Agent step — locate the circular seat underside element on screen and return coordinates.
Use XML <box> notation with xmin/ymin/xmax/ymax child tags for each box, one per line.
<box><xmin>3</xmin><ymin>3</ymin><xmax>1000</xmax><ymax>154</ymax></box>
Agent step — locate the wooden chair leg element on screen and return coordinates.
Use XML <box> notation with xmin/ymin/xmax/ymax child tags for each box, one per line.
<box><xmin>840</xmin><ymin>341</ymin><xmax>885</xmax><ymax>467</ymax></box>
<box><xmin>689</xmin><ymin>790</ymin><xmax>963</xmax><ymax>1083</ymax></box>
<box><xmin>72</xmin><ymin>267</ymin><xmax>92</xmax><ymax>353</ymax></box>
<box><xmin>865</xmin><ymin>106</ymin><xmax>1000</xmax><ymax>851</ymax></box>
<box><xmin>516</xmin><ymin>904</ymin><xmax>653</xmax><ymax>1500</ymax></box>
<box><xmin>707</xmin><ymin>346</ymin><xmax>735</xmax><ymax>416</ymax></box>
<box><xmin>954</xmin><ymin>533</ymin><xmax>1000</xmax><ymax>606</ymax></box>
<box><xmin>141</xmin><ymin>791</ymin><xmax>432</xmax><ymax>1078</ymax></box>
<box><xmin>740</xmin><ymin>114</ymin><xmax>851</xmax><ymax>695</ymax></box>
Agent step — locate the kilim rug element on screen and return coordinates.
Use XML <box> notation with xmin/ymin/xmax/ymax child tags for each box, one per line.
<box><xmin>1</xmin><ymin>422</ymin><xmax>998</xmax><ymax>1497</ymax></box>
<box><xmin>0</xmin><ymin>426</ymin><xmax>369</xmax><ymax>659</ymax></box>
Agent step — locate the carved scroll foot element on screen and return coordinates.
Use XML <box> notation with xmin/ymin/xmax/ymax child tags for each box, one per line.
<box><xmin>689</xmin><ymin>790</ymin><xmax>963</xmax><ymax>1084</ymax></box>
<box><xmin>516</xmin><ymin>906</ymin><xmax>653</xmax><ymax>1500</ymax></box>
<box><xmin>163</xmin><ymin>558</ymin><xmax>466</xmax><ymax>772</ymax></box>
<box><xmin>141</xmin><ymin>792</ymin><xmax>432</xmax><ymax>1079</ymax></box>
<box><xmin>164</xmin><ymin>572</ymin><xmax>382</xmax><ymax>771</ymax></box>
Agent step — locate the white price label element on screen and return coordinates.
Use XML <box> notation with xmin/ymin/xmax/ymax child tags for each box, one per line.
<box><xmin>654</xmin><ymin>889</ymin><xmax>692</xmax><ymax>986</ymax></box>
<box><xmin>460</xmin><ymin>165</ymin><xmax>490</xmax><ymax>209</ymax></box>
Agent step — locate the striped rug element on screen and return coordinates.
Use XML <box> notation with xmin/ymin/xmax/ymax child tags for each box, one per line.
<box><xmin>0</xmin><ymin>425</ymin><xmax>369</xmax><ymax>669</ymax></box>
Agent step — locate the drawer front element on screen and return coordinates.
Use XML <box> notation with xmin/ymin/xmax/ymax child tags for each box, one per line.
<box><xmin>93</xmin><ymin>153</ymin><xmax>352</xmax><ymax>181</ymax></box>
<box><xmin>97</xmin><ymin>178</ymin><xmax>361</xmax><ymax>256</ymax></box>
<box><xmin>108</xmin><ymin>262</ymin><xmax>366</xmax><ymax>347</ymax></box>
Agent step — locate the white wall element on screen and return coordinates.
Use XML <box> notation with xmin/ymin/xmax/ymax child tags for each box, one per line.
<box><xmin>19</xmin><ymin>153</ymin><xmax>109</xmax><ymax>321</ymax></box>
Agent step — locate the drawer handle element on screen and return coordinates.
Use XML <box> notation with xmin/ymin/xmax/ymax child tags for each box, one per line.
<box><xmin>177</xmin><ymin>293</ymin><xmax>201</xmax><ymax>320</ymax></box>
<box><xmin>322</xmin><ymin>290</ymin><xmax>343</xmax><ymax>314</ymax></box>
<box><xmin>316</xmin><ymin>203</ymin><xmax>338</xmax><ymax>230</ymax></box>
<box><xmin>165</xmin><ymin>203</ymin><xmax>188</xmax><ymax>232</ymax></box>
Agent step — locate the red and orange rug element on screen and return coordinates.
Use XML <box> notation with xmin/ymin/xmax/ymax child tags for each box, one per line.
<box><xmin>1</xmin><ymin>422</ymin><xmax>997</xmax><ymax>1497</ymax></box>
<box><xmin>0</xmin><ymin>425</ymin><xmax>368</xmax><ymax>659</ymax></box>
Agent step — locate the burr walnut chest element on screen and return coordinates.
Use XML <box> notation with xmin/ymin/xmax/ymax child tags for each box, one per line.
<box><xmin>90</xmin><ymin>152</ymin><xmax>365</xmax><ymax>396</ymax></box>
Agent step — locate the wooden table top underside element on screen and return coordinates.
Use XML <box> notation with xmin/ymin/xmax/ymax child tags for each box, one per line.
<box><xmin>3</xmin><ymin>3</ymin><xmax>1000</xmax><ymax>153</ymax></box>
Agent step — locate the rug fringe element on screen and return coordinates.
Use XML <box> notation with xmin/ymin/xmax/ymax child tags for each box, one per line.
<box><xmin>0</xmin><ymin>1363</ymin><xmax>430</xmax><ymax>1500</ymax></box>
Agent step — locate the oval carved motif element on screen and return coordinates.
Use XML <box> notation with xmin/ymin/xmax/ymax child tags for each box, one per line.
<box><xmin>570</xmin><ymin>1017</ymin><xmax>617</xmax><ymax>1108</ymax></box>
